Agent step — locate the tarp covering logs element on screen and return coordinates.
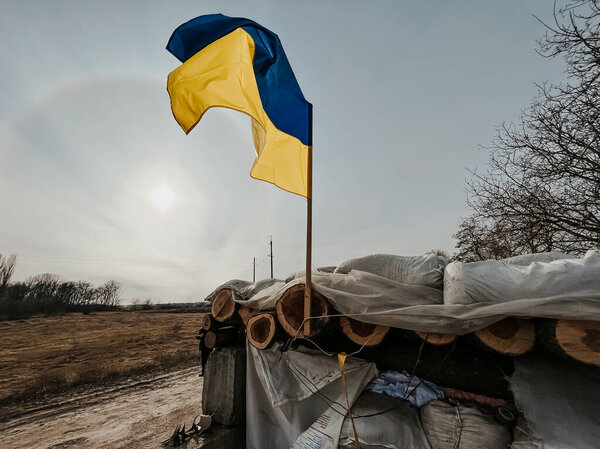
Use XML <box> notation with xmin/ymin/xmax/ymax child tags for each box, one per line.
<box><xmin>198</xmin><ymin>250</ymin><xmax>600</xmax><ymax>448</ymax></box>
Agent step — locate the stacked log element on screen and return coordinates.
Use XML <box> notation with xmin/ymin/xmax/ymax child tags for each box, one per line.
<box><xmin>246</xmin><ymin>312</ymin><xmax>281</xmax><ymax>350</ymax></box>
<box><xmin>276</xmin><ymin>283</ymin><xmax>331</xmax><ymax>338</ymax></box>
<box><xmin>340</xmin><ymin>316</ymin><xmax>390</xmax><ymax>347</ymax></box>
<box><xmin>202</xmin><ymin>282</ymin><xmax>600</xmax><ymax>393</ymax></box>
<box><xmin>211</xmin><ymin>289</ymin><xmax>239</xmax><ymax>323</ymax></box>
<box><xmin>204</xmin><ymin>326</ymin><xmax>241</xmax><ymax>349</ymax></box>
<box><xmin>471</xmin><ymin>318</ymin><xmax>535</xmax><ymax>356</ymax></box>
<box><xmin>537</xmin><ymin>319</ymin><xmax>600</xmax><ymax>367</ymax></box>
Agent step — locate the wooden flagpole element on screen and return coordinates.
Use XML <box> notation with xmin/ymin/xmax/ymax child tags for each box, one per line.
<box><xmin>303</xmin><ymin>105</ymin><xmax>313</xmax><ymax>337</ymax></box>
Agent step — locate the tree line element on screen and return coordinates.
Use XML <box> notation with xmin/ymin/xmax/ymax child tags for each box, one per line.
<box><xmin>0</xmin><ymin>254</ymin><xmax>122</xmax><ymax>320</ymax></box>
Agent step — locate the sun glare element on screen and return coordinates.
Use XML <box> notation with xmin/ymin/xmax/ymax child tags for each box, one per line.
<box><xmin>151</xmin><ymin>185</ymin><xmax>176</xmax><ymax>212</ymax></box>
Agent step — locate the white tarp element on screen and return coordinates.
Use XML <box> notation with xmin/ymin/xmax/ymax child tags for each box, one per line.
<box><xmin>444</xmin><ymin>250</ymin><xmax>600</xmax><ymax>306</ymax></box>
<box><xmin>508</xmin><ymin>356</ymin><xmax>600</xmax><ymax>449</ymax></box>
<box><xmin>246</xmin><ymin>342</ymin><xmax>378</xmax><ymax>449</ymax></box>
<box><xmin>236</xmin><ymin>250</ymin><xmax>600</xmax><ymax>334</ymax></box>
<box><xmin>204</xmin><ymin>278</ymin><xmax>285</xmax><ymax>302</ymax></box>
<box><xmin>334</xmin><ymin>253</ymin><xmax>447</xmax><ymax>289</ymax></box>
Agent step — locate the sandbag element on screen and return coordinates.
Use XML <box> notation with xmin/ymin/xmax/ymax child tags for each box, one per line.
<box><xmin>335</xmin><ymin>254</ymin><xmax>447</xmax><ymax>289</ymax></box>
<box><xmin>420</xmin><ymin>400</ymin><xmax>512</xmax><ymax>449</ymax></box>
<box><xmin>444</xmin><ymin>250</ymin><xmax>600</xmax><ymax>305</ymax></box>
<box><xmin>338</xmin><ymin>391</ymin><xmax>431</xmax><ymax>449</ymax></box>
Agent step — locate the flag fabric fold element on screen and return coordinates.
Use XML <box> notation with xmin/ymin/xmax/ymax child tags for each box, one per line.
<box><xmin>166</xmin><ymin>14</ymin><xmax>312</xmax><ymax>198</ymax></box>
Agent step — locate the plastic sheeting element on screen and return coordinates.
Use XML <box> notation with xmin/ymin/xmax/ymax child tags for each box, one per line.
<box><xmin>338</xmin><ymin>391</ymin><xmax>431</xmax><ymax>449</ymax></box>
<box><xmin>246</xmin><ymin>341</ymin><xmax>378</xmax><ymax>449</ymax></box>
<box><xmin>236</xmin><ymin>250</ymin><xmax>600</xmax><ymax>334</ymax></box>
<box><xmin>508</xmin><ymin>356</ymin><xmax>600</xmax><ymax>449</ymax></box>
<box><xmin>286</xmin><ymin>266</ymin><xmax>337</xmax><ymax>283</ymax></box>
<box><xmin>420</xmin><ymin>400</ymin><xmax>512</xmax><ymax>449</ymax></box>
<box><xmin>204</xmin><ymin>278</ymin><xmax>284</xmax><ymax>302</ymax></box>
<box><xmin>334</xmin><ymin>254</ymin><xmax>447</xmax><ymax>289</ymax></box>
<box><xmin>444</xmin><ymin>250</ymin><xmax>600</xmax><ymax>305</ymax></box>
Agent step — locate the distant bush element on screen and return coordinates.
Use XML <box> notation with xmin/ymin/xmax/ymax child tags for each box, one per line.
<box><xmin>0</xmin><ymin>263</ymin><xmax>123</xmax><ymax>320</ymax></box>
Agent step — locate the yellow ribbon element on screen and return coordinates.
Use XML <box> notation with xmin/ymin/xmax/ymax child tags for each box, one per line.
<box><xmin>338</xmin><ymin>352</ymin><xmax>361</xmax><ymax>449</ymax></box>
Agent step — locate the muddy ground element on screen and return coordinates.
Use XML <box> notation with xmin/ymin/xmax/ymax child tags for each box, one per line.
<box><xmin>0</xmin><ymin>366</ymin><xmax>212</xmax><ymax>449</ymax></box>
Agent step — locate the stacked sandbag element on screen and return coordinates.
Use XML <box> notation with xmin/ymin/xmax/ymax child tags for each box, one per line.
<box><xmin>444</xmin><ymin>250</ymin><xmax>600</xmax><ymax>305</ymax></box>
<box><xmin>338</xmin><ymin>391</ymin><xmax>430</xmax><ymax>449</ymax></box>
<box><xmin>335</xmin><ymin>253</ymin><xmax>447</xmax><ymax>289</ymax></box>
<box><xmin>420</xmin><ymin>400</ymin><xmax>512</xmax><ymax>449</ymax></box>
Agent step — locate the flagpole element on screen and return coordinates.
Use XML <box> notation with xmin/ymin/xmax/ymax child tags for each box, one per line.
<box><xmin>303</xmin><ymin>105</ymin><xmax>313</xmax><ymax>337</ymax></box>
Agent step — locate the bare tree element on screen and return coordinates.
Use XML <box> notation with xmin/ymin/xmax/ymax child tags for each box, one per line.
<box><xmin>25</xmin><ymin>273</ymin><xmax>63</xmax><ymax>301</ymax></box>
<box><xmin>96</xmin><ymin>280</ymin><xmax>122</xmax><ymax>307</ymax></box>
<box><xmin>455</xmin><ymin>1</ymin><xmax>600</xmax><ymax>261</ymax></box>
<box><xmin>0</xmin><ymin>254</ymin><xmax>16</xmax><ymax>296</ymax></box>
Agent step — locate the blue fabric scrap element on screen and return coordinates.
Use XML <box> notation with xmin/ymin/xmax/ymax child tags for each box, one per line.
<box><xmin>368</xmin><ymin>370</ymin><xmax>444</xmax><ymax>407</ymax></box>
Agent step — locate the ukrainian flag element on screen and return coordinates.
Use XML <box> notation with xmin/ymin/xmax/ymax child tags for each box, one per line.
<box><xmin>166</xmin><ymin>14</ymin><xmax>312</xmax><ymax>198</ymax></box>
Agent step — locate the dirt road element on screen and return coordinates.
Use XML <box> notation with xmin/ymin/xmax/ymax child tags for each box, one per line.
<box><xmin>0</xmin><ymin>366</ymin><xmax>208</xmax><ymax>449</ymax></box>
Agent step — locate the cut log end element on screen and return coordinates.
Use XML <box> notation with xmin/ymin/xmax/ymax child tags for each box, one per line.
<box><xmin>276</xmin><ymin>283</ymin><xmax>330</xmax><ymax>338</ymax></box>
<box><xmin>340</xmin><ymin>316</ymin><xmax>390</xmax><ymax>347</ymax></box>
<box><xmin>202</xmin><ymin>314</ymin><xmax>212</xmax><ymax>331</ymax></box>
<box><xmin>203</xmin><ymin>327</ymin><xmax>240</xmax><ymax>349</ymax></box>
<box><xmin>414</xmin><ymin>331</ymin><xmax>457</xmax><ymax>346</ymax></box>
<box><xmin>474</xmin><ymin>318</ymin><xmax>535</xmax><ymax>356</ymax></box>
<box><xmin>247</xmin><ymin>313</ymin><xmax>278</xmax><ymax>350</ymax></box>
<box><xmin>211</xmin><ymin>289</ymin><xmax>237</xmax><ymax>322</ymax></box>
<box><xmin>555</xmin><ymin>319</ymin><xmax>600</xmax><ymax>367</ymax></box>
<box><xmin>204</xmin><ymin>331</ymin><xmax>217</xmax><ymax>349</ymax></box>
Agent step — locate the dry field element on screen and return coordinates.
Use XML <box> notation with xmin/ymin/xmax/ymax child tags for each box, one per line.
<box><xmin>0</xmin><ymin>311</ymin><xmax>204</xmax><ymax>404</ymax></box>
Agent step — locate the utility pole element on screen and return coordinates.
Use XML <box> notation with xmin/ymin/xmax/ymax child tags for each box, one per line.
<box><xmin>253</xmin><ymin>257</ymin><xmax>256</xmax><ymax>282</ymax></box>
<box><xmin>269</xmin><ymin>236</ymin><xmax>273</xmax><ymax>279</ymax></box>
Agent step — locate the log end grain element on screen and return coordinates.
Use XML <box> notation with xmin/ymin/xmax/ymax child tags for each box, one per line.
<box><xmin>555</xmin><ymin>319</ymin><xmax>600</xmax><ymax>367</ymax></box>
<box><xmin>340</xmin><ymin>316</ymin><xmax>390</xmax><ymax>347</ymax></box>
<box><xmin>202</xmin><ymin>313</ymin><xmax>212</xmax><ymax>331</ymax></box>
<box><xmin>247</xmin><ymin>313</ymin><xmax>278</xmax><ymax>350</ymax></box>
<box><xmin>211</xmin><ymin>289</ymin><xmax>236</xmax><ymax>322</ymax></box>
<box><xmin>276</xmin><ymin>283</ymin><xmax>329</xmax><ymax>338</ymax></box>
<box><xmin>474</xmin><ymin>318</ymin><xmax>535</xmax><ymax>356</ymax></box>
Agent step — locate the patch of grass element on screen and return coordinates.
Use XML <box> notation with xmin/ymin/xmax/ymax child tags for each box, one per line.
<box><xmin>0</xmin><ymin>312</ymin><xmax>205</xmax><ymax>405</ymax></box>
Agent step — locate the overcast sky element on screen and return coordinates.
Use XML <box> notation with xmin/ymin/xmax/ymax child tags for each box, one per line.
<box><xmin>0</xmin><ymin>1</ymin><xmax>566</xmax><ymax>302</ymax></box>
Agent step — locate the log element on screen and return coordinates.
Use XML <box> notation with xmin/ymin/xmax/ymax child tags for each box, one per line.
<box><xmin>202</xmin><ymin>313</ymin><xmax>232</xmax><ymax>331</ymax></box>
<box><xmin>362</xmin><ymin>330</ymin><xmax>515</xmax><ymax>398</ymax></box>
<box><xmin>339</xmin><ymin>316</ymin><xmax>390</xmax><ymax>347</ymax></box>
<box><xmin>238</xmin><ymin>307</ymin><xmax>261</xmax><ymax>325</ymax></box>
<box><xmin>211</xmin><ymin>289</ymin><xmax>239</xmax><ymax>323</ymax></box>
<box><xmin>472</xmin><ymin>318</ymin><xmax>535</xmax><ymax>356</ymax></box>
<box><xmin>204</xmin><ymin>326</ymin><xmax>241</xmax><ymax>349</ymax></box>
<box><xmin>246</xmin><ymin>312</ymin><xmax>281</xmax><ymax>350</ymax></box>
<box><xmin>202</xmin><ymin>313</ymin><xmax>212</xmax><ymax>330</ymax></box>
<box><xmin>413</xmin><ymin>331</ymin><xmax>457</xmax><ymax>346</ymax></box>
<box><xmin>537</xmin><ymin>319</ymin><xmax>600</xmax><ymax>367</ymax></box>
<box><xmin>276</xmin><ymin>283</ymin><xmax>330</xmax><ymax>338</ymax></box>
